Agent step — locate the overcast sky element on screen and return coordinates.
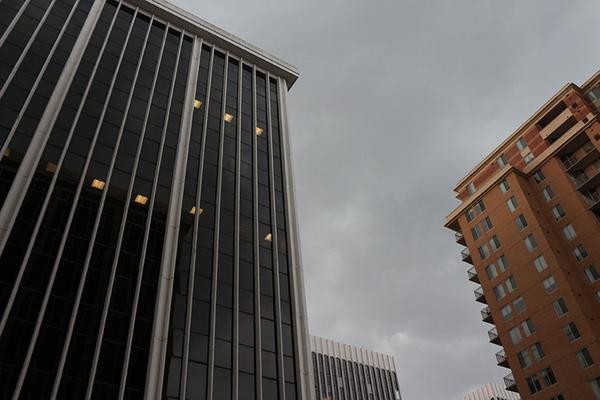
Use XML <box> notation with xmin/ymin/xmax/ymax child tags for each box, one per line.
<box><xmin>171</xmin><ymin>1</ymin><xmax>600</xmax><ymax>398</ymax></box>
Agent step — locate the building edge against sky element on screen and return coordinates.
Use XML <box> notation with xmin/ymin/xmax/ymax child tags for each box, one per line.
<box><xmin>446</xmin><ymin>69</ymin><xmax>600</xmax><ymax>399</ymax></box>
<box><xmin>462</xmin><ymin>383</ymin><xmax>520</xmax><ymax>400</ymax></box>
<box><xmin>0</xmin><ymin>0</ymin><xmax>314</xmax><ymax>398</ymax></box>
<box><xmin>310</xmin><ymin>335</ymin><xmax>401</xmax><ymax>400</ymax></box>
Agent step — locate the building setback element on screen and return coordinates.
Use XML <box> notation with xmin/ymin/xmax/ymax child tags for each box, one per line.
<box><xmin>0</xmin><ymin>0</ymin><xmax>313</xmax><ymax>398</ymax></box>
<box><xmin>310</xmin><ymin>336</ymin><xmax>401</xmax><ymax>400</ymax></box>
<box><xmin>446</xmin><ymin>70</ymin><xmax>600</xmax><ymax>399</ymax></box>
<box><xmin>462</xmin><ymin>383</ymin><xmax>521</xmax><ymax>400</ymax></box>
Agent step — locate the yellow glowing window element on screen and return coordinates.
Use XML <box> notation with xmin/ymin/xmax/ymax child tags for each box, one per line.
<box><xmin>134</xmin><ymin>194</ymin><xmax>148</xmax><ymax>205</ymax></box>
<box><xmin>4</xmin><ymin>148</ymin><xmax>11</xmax><ymax>158</ymax></box>
<box><xmin>91</xmin><ymin>179</ymin><xmax>105</xmax><ymax>190</ymax></box>
<box><xmin>46</xmin><ymin>162</ymin><xmax>57</xmax><ymax>173</ymax></box>
<box><xmin>224</xmin><ymin>113</ymin><xmax>234</xmax><ymax>123</ymax></box>
<box><xmin>189</xmin><ymin>206</ymin><xmax>204</xmax><ymax>215</ymax></box>
<box><xmin>194</xmin><ymin>99</ymin><xmax>202</xmax><ymax>109</ymax></box>
<box><xmin>255</xmin><ymin>127</ymin><xmax>264</xmax><ymax>136</ymax></box>
<box><xmin>264</xmin><ymin>233</ymin><xmax>272</xmax><ymax>242</ymax></box>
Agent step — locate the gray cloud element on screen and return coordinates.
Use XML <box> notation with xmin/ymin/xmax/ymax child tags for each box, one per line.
<box><xmin>170</xmin><ymin>0</ymin><xmax>600</xmax><ymax>398</ymax></box>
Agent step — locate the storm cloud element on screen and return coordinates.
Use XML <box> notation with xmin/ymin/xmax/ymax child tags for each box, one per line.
<box><xmin>168</xmin><ymin>0</ymin><xmax>600</xmax><ymax>398</ymax></box>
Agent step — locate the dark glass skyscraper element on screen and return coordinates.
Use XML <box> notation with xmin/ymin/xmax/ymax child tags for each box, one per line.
<box><xmin>0</xmin><ymin>0</ymin><xmax>312</xmax><ymax>398</ymax></box>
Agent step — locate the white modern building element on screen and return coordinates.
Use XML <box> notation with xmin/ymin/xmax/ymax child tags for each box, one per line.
<box><xmin>463</xmin><ymin>383</ymin><xmax>521</xmax><ymax>400</ymax></box>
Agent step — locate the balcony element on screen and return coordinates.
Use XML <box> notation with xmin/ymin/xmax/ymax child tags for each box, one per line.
<box><xmin>461</xmin><ymin>248</ymin><xmax>473</xmax><ymax>264</ymax></box>
<box><xmin>474</xmin><ymin>286</ymin><xmax>487</xmax><ymax>304</ymax></box>
<box><xmin>488</xmin><ymin>327</ymin><xmax>501</xmax><ymax>345</ymax></box>
<box><xmin>481</xmin><ymin>306</ymin><xmax>493</xmax><ymax>324</ymax></box>
<box><xmin>584</xmin><ymin>190</ymin><xmax>600</xmax><ymax>211</ymax></box>
<box><xmin>504</xmin><ymin>373</ymin><xmax>518</xmax><ymax>393</ymax></box>
<box><xmin>566</xmin><ymin>143</ymin><xmax>599</xmax><ymax>173</ymax></box>
<box><xmin>467</xmin><ymin>266</ymin><xmax>479</xmax><ymax>283</ymax></box>
<box><xmin>496</xmin><ymin>349</ymin><xmax>509</xmax><ymax>368</ymax></box>
<box><xmin>455</xmin><ymin>231</ymin><xmax>466</xmax><ymax>245</ymax></box>
<box><xmin>576</xmin><ymin>168</ymin><xmax>600</xmax><ymax>192</ymax></box>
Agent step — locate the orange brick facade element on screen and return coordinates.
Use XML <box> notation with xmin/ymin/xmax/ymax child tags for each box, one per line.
<box><xmin>446</xmin><ymin>71</ymin><xmax>600</xmax><ymax>399</ymax></box>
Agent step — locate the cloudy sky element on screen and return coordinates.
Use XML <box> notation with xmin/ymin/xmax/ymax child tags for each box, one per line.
<box><xmin>171</xmin><ymin>1</ymin><xmax>600</xmax><ymax>398</ymax></box>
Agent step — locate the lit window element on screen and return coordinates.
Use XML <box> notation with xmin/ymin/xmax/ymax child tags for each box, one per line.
<box><xmin>507</xmin><ymin>196</ymin><xmax>519</xmax><ymax>212</ymax></box>
<box><xmin>577</xmin><ymin>348</ymin><xmax>595</xmax><ymax>368</ymax></box>
<box><xmin>516</xmin><ymin>137</ymin><xmax>528</xmax><ymax>151</ymax></box>
<box><xmin>4</xmin><ymin>148</ymin><xmax>11</xmax><ymax>158</ymax></box>
<box><xmin>533</xmin><ymin>255</ymin><xmax>548</xmax><ymax>273</ymax></box>
<box><xmin>224</xmin><ymin>113</ymin><xmax>234</xmax><ymax>122</ymax></box>
<box><xmin>515</xmin><ymin>214</ymin><xmax>528</xmax><ymax>230</ymax></box>
<box><xmin>190</xmin><ymin>206</ymin><xmax>204</xmax><ymax>215</ymax></box>
<box><xmin>264</xmin><ymin>233</ymin><xmax>272</xmax><ymax>242</ymax></box>
<box><xmin>543</xmin><ymin>276</ymin><xmax>558</xmax><ymax>293</ymax></box>
<box><xmin>194</xmin><ymin>99</ymin><xmax>202</xmax><ymax>109</ymax></box>
<box><xmin>524</xmin><ymin>234</ymin><xmax>538</xmax><ymax>252</ymax></box>
<box><xmin>553</xmin><ymin>298</ymin><xmax>568</xmax><ymax>317</ymax></box>
<box><xmin>91</xmin><ymin>179</ymin><xmax>105</xmax><ymax>190</ymax></box>
<box><xmin>574</xmin><ymin>245</ymin><xmax>589</xmax><ymax>262</ymax></box>
<box><xmin>134</xmin><ymin>194</ymin><xmax>148</xmax><ymax>205</ymax></box>
<box><xmin>585</xmin><ymin>265</ymin><xmax>600</xmax><ymax>283</ymax></box>
<box><xmin>46</xmin><ymin>162</ymin><xmax>57</xmax><ymax>173</ymax></box>
<box><xmin>542</xmin><ymin>186</ymin><xmax>555</xmax><ymax>202</ymax></box>
<box><xmin>563</xmin><ymin>224</ymin><xmax>577</xmax><ymax>241</ymax></box>
<box><xmin>564</xmin><ymin>322</ymin><xmax>581</xmax><ymax>341</ymax></box>
<box><xmin>552</xmin><ymin>204</ymin><xmax>566</xmax><ymax>220</ymax></box>
<box><xmin>256</xmin><ymin>127</ymin><xmax>264</xmax><ymax>136</ymax></box>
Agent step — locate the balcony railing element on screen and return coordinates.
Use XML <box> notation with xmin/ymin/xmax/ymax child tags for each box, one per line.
<box><xmin>461</xmin><ymin>248</ymin><xmax>473</xmax><ymax>264</ymax></box>
<box><xmin>496</xmin><ymin>349</ymin><xmax>509</xmax><ymax>367</ymax></box>
<box><xmin>474</xmin><ymin>286</ymin><xmax>486</xmax><ymax>304</ymax></box>
<box><xmin>562</xmin><ymin>154</ymin><xmax>578</xmax><ymax>169</ymax></box>
<box><xmin>467</xmin><ymin>266</ymin><xmax>479</xmax><ymax>283</ymax></box>
<box><xmin>488</xmin><ymin>327</ymin><xmax>501</xmax><ymax>345</ymax></box>
<box><xmin>584</xmin><ymin>190</ymin><xmax>600</xmax><ymax>209</ymax></box>
<box><xmin>481</xmin><ymin>306</ymin><xmax>493</xmax><ymax>323</ymax></box>
<box><xmin>504</xmin><ymin>373</ymin><xmax>518</xmax><ymax>393</ymax></box>
<box><xmin>455</xmin><ymin>231</ymin><xmax>466</xmax><ymax>245</ymax></box>
<box><xmin>576</xmin><ymin>168</ymin><xmax>600</xmax><ymax>191</ymax></box>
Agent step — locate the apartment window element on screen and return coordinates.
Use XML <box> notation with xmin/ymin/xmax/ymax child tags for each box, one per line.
<box><xmin>515</xmin><ymin>214</ymin><xmax>528</xmax><ymax>230</ymax></box>
<box><xmin>499</xmin><ymin>179</ymin><xmax>510</xmax><ymax>193</ymax></box>
<box><xmin>534</xmin><ymin>255</ymin><xmax>548</xmax><ymax>272</ymax></box>
<box><xmin>517</xmin><ymin>349</ymin><xmax>532</xmax><ymax>368</ymax></box>
<box><xmin>507</xmin><ymin>196</ymin><xmax>519</xmax><ymax>212</ymax></box>
<box><xmin>542</xmin><ymin>186</ymin><xmax>555</xmax><ymax>202</ymax></box>
<box><xmin>533</xmin><ymin>169</ymin><xmax>546</xmax><ymax>183</ymax></box>
<box><xmin>465</xmin><ymin>209</ymin><xmax>476</xmax><ymax>222</ymax></box>
<box><xmin>493</xmin><ymin>284</ymin><xmax>506</xmax><ymax>301</ymax></box>
<box><xmin>505</xmin><ymin>276</ymin><xmax>517</xmax><ymax>292</ymax></box>
<box><xmin>577</xmin><ymin>348</ymin><xmax>595</xmax><ymax>368</ymax></box>
<box><xmin>514</xmin><ymin>296</ymin><xmax>526</xmax><ymax>313</ymax></box>
<box><xmin>564</xmin><ymin>322</ymin><xmax>581</xmax><ymax>341</ymax></box>
<box><xmin>585</xmin><ymin>265</ymin><xmax>600</xmax><ymax>283</ymax></box>
<box><xmin>524</xmin><ymin>152</ymin><xmax>535</xmax><ymax>164</ymax></box>
<box><xmin>574</xmin><ymin>245</ymin><xmax>589</xmax><ymax>262</ymax></box>
<box><xmin>524</xmin><ymin>234</ymin><xmax>538</xmax><ymax>252</ymax></box>
<box><xmin>526</xmin><ymin>374</ymin><xmax>542</xmax><ymax>394</ymax></box>
<box><xmin>531</xmin><ymin>342</ymin><xmax>545</xmax><ymax>361</ymax></box>
<box><xmin>489</xmin><ymin>235</ymin><xmax>501</xmax><ymax>251</ymax></box>
<box><xmin>551</xmin><ymin>204</ymin><xmax>566</xmax><ymax>220</ymax></box>
<box><xmin>497</xmin><ymin>255</ymin><xmax>508</xmax><ymax>272</ymax></box>
<box><xmin>497</xmin><ymin>154</ymin><xmax>508</xmax><ymax>168</ymax></box>
<box><xmin>553</xmin><ymin>298</ymin><xmax>568</xmax><ymax>317</ymax></box>
<box><xmin>485</xmin><ymin>263</ymin><xmax>498</xmax><ymax>280</ymax></box>
<box><xmin>509</xmin><ymin>326</ymin><xmax>523</xmax><ymax>344</ymax></box>
<box><xmin>481</xmin><ymin>216</ymin><xmax>493</xmax><ymax>232</ymax></box>
<box><xmin>516</xmin><ymin>137</ymin><xmax>528</xmax><ymax>151</ymax></box>
<box><xmin>540</xmin><ymin>367</ymin><xmax>557</xmax><ymax>386</ymax></box>
<box><xmin>467</xmin><ymin>182</ymin><xmax>476</xmax><ymax>195</ymax></box>
<box><xmin>543</xmin><ymin>276</ymin><xmax>558</xmax><ymax>293</ymax></box>
<box><xmin>591</xmin><ymin>377</ymin><xmax>600</xmax><ymax>400</ymax></box>
<box><xmin>501</xmin><ymin>305</ymin><xmax>514</xmax><ymax>321</ymax></box>
<box><xmin>471</xmin><ymin>225</ymin><xmax>482</xmax><ymax>241</ymax></box>
<box><xmin>478</xmin><ymin>244</ymin><xmax>490</xmax><ymax>260</ymax></box>
<box><xmin>563</xmin><ymin>224</ymin><xmax>577</xmax><ymax>241</ymax></box>
<box><xmin>474</xmin><ymin>200</ymin><xmax>486</xmax><ymax>213</ymax></box>
<box><xmin>522</xmin><ymin>319</ymin><xmax>536</xmax><ymax>336</ymax></box>
<box><xmin>550</xmin><ymin>395</ymin><xmax>565</xmax><ymax>400</ymax></box>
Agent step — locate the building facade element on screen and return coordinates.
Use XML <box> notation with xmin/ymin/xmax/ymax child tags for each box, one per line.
<box><xmin>0</xmin><ymin>0</ymin><xmax>313</xmax><ymax>399</ymax></box>
<box><xmin>310</xmin><ymin>336</ymin><xmax>401</xmax><ymax>400</ymax></box>
<box><xmin>446</xmin><ymin>71</ymin><xmax>600</xmax><ymax>399</ymax></box>
<box><xmin>462</xmin><ymin>383</ymin><xmax>521</xmax><ymax>400</ymax></box>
